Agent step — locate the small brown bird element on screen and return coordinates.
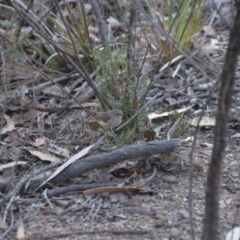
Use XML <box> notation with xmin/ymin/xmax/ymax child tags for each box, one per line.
<box><xmin>95</xmin><ymin>109</ymin><xmax>123</xmax><ymax>130</ymax></box>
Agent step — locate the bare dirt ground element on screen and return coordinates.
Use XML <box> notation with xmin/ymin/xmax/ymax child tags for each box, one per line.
<box><xmin>6</xmin><ymin>133</ymin><xmax>239</xmax><ymax>240</ymax></box>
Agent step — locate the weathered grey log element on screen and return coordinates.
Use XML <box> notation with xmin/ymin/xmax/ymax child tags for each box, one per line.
<box><xmin>0</xmin><ymin>139</ymin><xmax>179</xmax><ymax>194</ymax></box>
<box><xmin>48</xmin><ymin>139</ymin><xmax>180</xmax><ymax>186</ymax></box>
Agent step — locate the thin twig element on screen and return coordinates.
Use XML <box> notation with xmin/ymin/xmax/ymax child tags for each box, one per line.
<box><xmin>90</xmin><ymin>0</ymin><xmax>109</xmax><ymax>45</ymax></box>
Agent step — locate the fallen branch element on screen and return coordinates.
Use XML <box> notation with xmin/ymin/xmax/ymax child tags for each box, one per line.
<box><xmin>46</xmin><ymin>182</ymin><xmax>120</xmax><ymax>197</ymax></box>
<box><xmin>1</xmin><ymin>139</ymin><xmax>179</xmax><ymax>195</ymax></box>
<box><xmin>44</xmin><ymin>139</ymin><xmax>180</xmax><ymax>188</ymax></box>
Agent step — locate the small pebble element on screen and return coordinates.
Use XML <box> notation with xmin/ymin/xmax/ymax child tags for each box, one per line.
<box><xmin>179</xmin><ymin>209</ymin><xmax>190</xmax><ymax>219</ymax></box>
<box><xmin>164</xmin><ymin>176</ymin><xmax>177</xmax><ymax>183</ymax></box>
<box><xmin>170</xmin><ymin>228</ymin><xmax>181</xmax><ymax>237</ymax></box>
